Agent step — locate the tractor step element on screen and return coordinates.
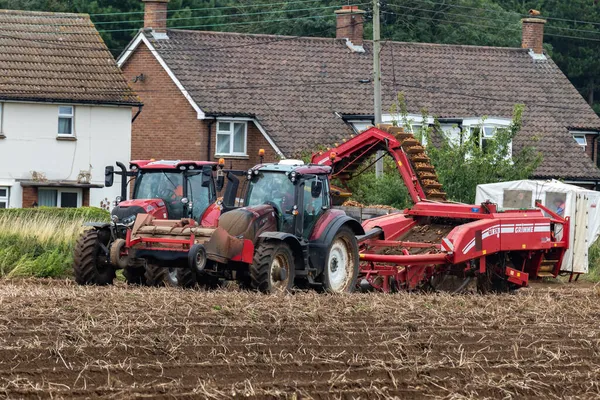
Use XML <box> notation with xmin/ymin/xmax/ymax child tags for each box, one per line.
<box><xmin>537</xmin><ymin>272</ymin><xmax>555</xmax><ymax>278</ymax></box>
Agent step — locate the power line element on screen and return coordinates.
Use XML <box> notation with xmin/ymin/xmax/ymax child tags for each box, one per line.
<box><xmin>387</xmin><ymin>2</ymin><xmax>600</xmax><ymax>37</ymax></box>
<box><xmin>0</xmin><ymin>17</ymin><xmax>363</xmax><ymax>53</ymax></box>
<box><xmin>383</xmin><ymin>10</ymin><xmax>600</xmax><ymax>43</ymax></box>
<box><xmin>398</xmin><ymin>0</ymin><xmax>600</xmax><ymax>28</ymax></box>
<box><xmin>88</xmin><ymin>0</ymin><xmax>339</xmax><ymax>17</ymax></box>
<box><xmin>23</xmin><ymin>4</ymin><xmax>365</xmax><ymax>27</ymax></box>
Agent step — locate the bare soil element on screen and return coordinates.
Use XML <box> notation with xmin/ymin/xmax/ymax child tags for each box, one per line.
<box><xmin>0</xmin><ymin>279</ymin><xmax>599</xmax><ymax>399</ymax></box>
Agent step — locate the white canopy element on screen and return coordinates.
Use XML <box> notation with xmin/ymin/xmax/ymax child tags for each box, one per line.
<box><xmin>476</xmin><ymin>179</ymin><xmax>600</xmax><ymax>274</ymax></box>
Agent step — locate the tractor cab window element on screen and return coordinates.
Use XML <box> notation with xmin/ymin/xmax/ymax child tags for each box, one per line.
<box><xmin>246</xmin><ymin>171</ymin><xmax>295</xmax><ymax>231</ymax></box>
<box><xmin>186</xmin><ymin>172</ymin><xmax>214</xmax><ymax>220</ymax></box>
<box><xmin>303</xmin><ymin>176</ymin><xmax>328</xmax><ymax>237</ymax></box>
<box><xmin>134</xmin><ymin>171</ymin><xmax>185</xmax><ymax>219</ymax></box>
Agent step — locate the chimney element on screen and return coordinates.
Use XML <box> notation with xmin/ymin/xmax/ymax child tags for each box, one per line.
<box><xmin>521</xmin><ymin>17</ymin><xmax>546</xmax><ymax>55</ymax></box>
<box><xmin>335</xmin><ymin>5</ymin><xmax>366</xmax><ymax>49</ymax></box>
<box><xmin>143</xmin><ymin>0</ymin><xmax>169</xmax><ymax>33</ymax></box>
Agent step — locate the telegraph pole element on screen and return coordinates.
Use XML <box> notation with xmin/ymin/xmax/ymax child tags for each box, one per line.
<box><xmin>373</xmin><ymin>0</ymin><xmax>383</xmax><ymax>177</ymax></box>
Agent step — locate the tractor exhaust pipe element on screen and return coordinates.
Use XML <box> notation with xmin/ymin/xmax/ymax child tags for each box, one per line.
<box><xmin>116</xmin><ymin>162</ymin><xmax>128</xmax><ymax>201</ymax></box>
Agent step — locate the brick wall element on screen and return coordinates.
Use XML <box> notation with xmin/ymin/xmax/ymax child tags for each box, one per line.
<box><xmin>22</xmin><ymin>187</ymin><xmax>37</xmax><ymax>208</ymax></box>
<box><xmin>521</xmin><ymin>18</ymin><xmax>546</xmax><ymax>54</ymax></box>
<box><xmin>143</xmin><ymin>0</ymin><xmax>169</xmax><ymax>32</ymax></box>
<box><xmin>82</xmin><ymin>188</ymin><xmax>90</xmax><ymax>207</ymax></box>
<box><xmin>335</xmin><ymin>6</ymin><xmax>365</xmax><ymax>46</ymax></box>
<box><xmin>584</xmin><ymin>134</ymin><xmax>598</xmax><ymax>164</ymax></box>
<box><xmin>122</xmin><ymin>42</ymin><xmax>280</xmax><ymax>171</ymax></box>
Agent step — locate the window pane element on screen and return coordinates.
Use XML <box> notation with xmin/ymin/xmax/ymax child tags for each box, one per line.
<box><xmin>60</xmin><ymin>192</ymin><xmax>78</xmax><ymax>208</ymax></box>
<box><xmin>217</xmin><ymin>122</ymin><xmax>231</xmax><ymax>132</ymax></box>
<box><xmin>58</xmin><ymin>117</ymin><xmax>72</xmax><ymax>134</ymax></box>
<box><xmin>216</xmin><ymin>133</ymin><xmax>230</xmax><ymax>154</ymax></box>
<box><xmin>411</xmin><ymin>124</ymin><xmax>421</xmax><ymax>133</ymax></box>
<box><xmin>0</xmin><ymin>202</ymin><xmax>6</xmax><ymax>209</ymax></box>
<box><xmin>0</xmin><ymin>188</ymin><xmax>6</xmax><ymax>197</ymax></box>
<box><xmin>483</xmin><ymin>127</ymin><xmax>495</xmax><ymax>138</ymax></box>
<box><xmin>59</xmin><ymin>106</ymin><xmax>73</xmax><ymax>116</ymax></box>
<box><xmin>573</xmin><ymin>135</ymin><xmax>586</xmax><ymax>145</ymax></box>
<box><xmin>38</xmin><ymin>189</ymin><xmax>57</xmax><ymax>207</ymax></box>
<box><xmin>233</xmin><ymin>123</ymin><xmax>245</xmax><ymax>153</ymax></box>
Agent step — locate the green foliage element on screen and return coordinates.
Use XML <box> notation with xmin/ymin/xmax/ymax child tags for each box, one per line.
<box><xmin>0</xmin><ymin>208</ymin><xmax>107</xmax><ymax>278</ymax></box>
<box><xmin>586</xmin><ymin>238</ymin><xmax>600</xmax><ymax>282</ymax></box>
<box><xmin>0</xmin><ymin>207</ymin><xmax>110</xmax><ymax>222</ymax></box>
<box><xmin>344</xmin><ymin>157</ymin><xmax>411</xmax><ymax>209</ymax></box>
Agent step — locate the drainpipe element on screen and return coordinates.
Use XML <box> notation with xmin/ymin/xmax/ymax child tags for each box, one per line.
<box><xmin>593</xmin><ymin>134</ymin><xmax>598</xmax><ymax>167</ymax></box>
<box><xmin>132</xmin><ymin>105</ymin><xmax>143</xmax><ymax>123</ymax></box>
<box><xmin>206</xmin><ymin>119</ymin><xmax>215</xmax><ymax>161</ymax></box>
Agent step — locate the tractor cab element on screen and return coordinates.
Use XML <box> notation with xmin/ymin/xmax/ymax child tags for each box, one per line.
<box><xmin>105</xmin><ymin>160</ymin><xmax>220</xmax><ymax>226</ymax></box>
<box><xmin>244</xmin><ymin>160</ymin><xmax>332</xmax><ymax>239</ymax></box>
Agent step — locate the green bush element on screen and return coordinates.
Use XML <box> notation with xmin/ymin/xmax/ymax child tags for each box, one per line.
<box><xmin>586</xmin><ymin>238</ymin><xmax>600</xmax><ymax>282</ymax></box>
<box><xmin>0</xmin><ymin>208</ymin><xmax>107</xmax><ymax>278</ymax></box>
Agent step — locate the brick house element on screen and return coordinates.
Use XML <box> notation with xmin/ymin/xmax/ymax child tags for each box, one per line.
<box><xmin>0</xmin><ymin>10</ymin><xmax>141</xmax><ymax>209</ymax></box>
<box><xmin>118</xmin><ymin>1</ymin><xmax>600</xmax><ymax>187</ymax></box>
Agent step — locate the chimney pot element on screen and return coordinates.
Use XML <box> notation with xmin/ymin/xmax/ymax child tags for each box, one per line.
<box><xmin>143</xmin><ymin>0</ymin><xmax>169</xmax><ymax>33</ymax></box>
<box><xmin>335</xmin><ymin>6</ymin><xmax>366</xmax><ymax>48</ymax></box>
<box><xmin>521</xmin><ymin>17</ymin><xmax>546</xmax><ymax>55</ymax></box>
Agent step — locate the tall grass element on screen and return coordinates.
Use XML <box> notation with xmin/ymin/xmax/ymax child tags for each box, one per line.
<box><xmin>0</xmin><ymin>208</ymin><xmax>109</xmax><ymax>278</ymax></box>
<box><xmin>586</xmin><ymin>239</ymin><xmax>600</xmax><ymax>282</ymax></box>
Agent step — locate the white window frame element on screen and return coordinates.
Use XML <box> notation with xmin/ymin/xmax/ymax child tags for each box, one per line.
<box><xmin>462</xmin><ymin>118</ymin><xmax>512</xmax><ymax>158</ymax></box>
<box><xmin>348</xmin><ymin>120</ymin><xmax>373</xmax><ymax>134</ymax></box>
<box><xmin>572</xmin><ymin>134</ymin><xmax>587</xmax><ymax>146</ymax></box>
<box><xmin>215</xmin><ymin>121</ymin><xmax>247</xmax><ymax>156</ymax></box>
<box><xmin>0</xmin><ymin>186</ymin><xmax>9</xmax><ymax>208</ymax></box>
<box><xmin>58</xmin><ymin>106</ymin><xmax>74</xmax><ymax>136</ymax></box>
<box><xmin>38</xmin><ymin>188</ymin><xmax>82</xmax><ymax>208</ymax></box>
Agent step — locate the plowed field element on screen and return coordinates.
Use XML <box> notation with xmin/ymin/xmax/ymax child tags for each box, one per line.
<box><xmin>0</xmin><ymin>280</ymin><xmax>599</xmax><ymax>399</ymax></box>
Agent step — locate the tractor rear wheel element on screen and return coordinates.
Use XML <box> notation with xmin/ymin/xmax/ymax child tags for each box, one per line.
<box><xmin>73</xmin><ymin>229</ymin><xmax>116</xmax><ymax>286</ymax></box>
<box><xmin>322</xmin><ymin>227</ymin><xmax>359</xmax><ymax>293</ymax></box>
<box><xmin>250</xmin><ymin>241</ymin><xmax>295</xmax><ymax>294</ymax></box>
<box><xmin>176</xmin><ymin>268</ymin><xmax>198</xmax><ymax>289</ymax></box>
<box><xmin>123</xmin><ymin>260</ymin><xmax>147</xmax><ymax>286</ymax></box>
<box><xmin>144</xmin><ymin>264</ymin><xmax>171</xmax><ymax>287</ymax></box>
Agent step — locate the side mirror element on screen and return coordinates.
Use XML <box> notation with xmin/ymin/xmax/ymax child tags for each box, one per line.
<box><xmin>105</xmin><ymin>166</ymin><xmax>114</xmax><ymax>187</ymax></box>
<box><xmin>311</xmin><ymin>181</ymin><xmax>323</xmax><ymax>198</ymax></box>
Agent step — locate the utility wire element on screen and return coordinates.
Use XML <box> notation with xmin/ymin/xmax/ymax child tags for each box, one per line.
<box><xmin>383</xmin><ymin>10</ymin><xmax>600</xmax><ymax>43</ymax></box>
<box><xmin>396</xmin><ymin>0</ymin><xmax>600</xmax><ymax>28</ymax></box>
<box><xmin>0</xmin><ymin>16</ymin><xmax>366</xmax><ymax>53</ymax></box>
<box><xmin>387</xmin><ymin>3</ymin><xmax>600</xmax><ymax>36</ymax></box>
<box><xmin>89</xmin><ymin>0</ymin><xmax>341</xmax><ymax>17</ymax></box>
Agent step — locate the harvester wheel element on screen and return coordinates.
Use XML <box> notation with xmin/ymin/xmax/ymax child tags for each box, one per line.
<box><xmin>73</xmin><ymin>229</ymin><xmax>116</xmax><ymax>286</ymax></box>
<box><xmin>477</xmin><ymin>253</ymin><xmax>518</xmax><ymax>294</ymax></box>
<box><xmin>144</xmin><ymin>264</ymin><xmax>170</xmax><ymax>287</ymax></box>
<box><xmin>250</xmin><ymin>241</ymin><xmax>295</xmax><ymax>294</ymax></box>
<box><xmin>322</xmin><ymin>227</ymin><xmax>359</xmax><ymax>293</ymax></box>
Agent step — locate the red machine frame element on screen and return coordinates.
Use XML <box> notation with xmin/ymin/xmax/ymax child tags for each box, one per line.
<box><xmin>312</xmin><ymin>126</ymin><xmax>571</xmax><ymax>292</ymax></box>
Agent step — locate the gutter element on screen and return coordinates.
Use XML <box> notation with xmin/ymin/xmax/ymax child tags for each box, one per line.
<box><xmin>132</xmin><ymin>105</ymin><xmax>143</xmax><ymax>123</ymax></box>
<box><xmin>206</xmin><ymin>118</ymin><xmax>215</xmax><ymax>161</ymax></box>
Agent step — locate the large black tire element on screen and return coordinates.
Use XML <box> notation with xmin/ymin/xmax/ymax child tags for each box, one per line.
<box><xmin>477</xmin><ymin>253</ymin><xmax>519</xmax><ymax>294</ymax></box>
<box><xmin>73</xmin><ymin>229</ymin><xmax>116</xmax><ymax>286</ymax></box>
<box><xmin>176</xmin><ymin>268</ymin><xmax>198</xmax><ymax>289</ymax></box>
<box><xmin>123</xmin><ymin>261</ymin><xmax>147</xmax><ymax>286</ymax></box>
<box><xmin>144</xmin><ymin>263</ymin><xmax>171</xmax><ymax>287</ymax></box>
<box><xmin>322</xmin><ymin>226</ymin><xmax>359</xmax><ymax>293</ymax></box>
<box><xmin>250</xmin><ymin>241</ymin><xmax>295</xmax><ymax>294</ymax></box>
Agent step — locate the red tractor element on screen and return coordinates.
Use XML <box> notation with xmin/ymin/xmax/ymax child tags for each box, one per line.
<box><xmin>123</xmin><ymin>125</ymin><xmax>571</xmax><ymax>294</ymax></box>
<box><xmin>73</xmin><ymin>160</ymin><xmax>225</xmax><ymax>286</ymax></box>
<box><xmin>125</xmin><ymin>159</ymin><xmax>364</xmax><ymax>293</ymax></box>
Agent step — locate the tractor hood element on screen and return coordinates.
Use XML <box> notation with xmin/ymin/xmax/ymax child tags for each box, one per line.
<box><xmin>112</xmin><ymin>198</ymin><xmax>168</xmax><ymax>224</ymax></box>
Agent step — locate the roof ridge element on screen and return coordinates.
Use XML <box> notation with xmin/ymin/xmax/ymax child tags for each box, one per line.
<box><xmin>165</xmin><ymin>29</ymin><xmax>529</xmax><ymax>52</ymax></box>
<box><xmin>0</xmin><ymin>9</ymin><xmax>90</xmax><ymax>18</ymax></box>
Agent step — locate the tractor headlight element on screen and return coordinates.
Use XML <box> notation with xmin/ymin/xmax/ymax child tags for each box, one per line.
<box><xmin>115</xmin><ymin>196</ymin><xmax>122</xmax><ymax>203</ymax></box>
<box><xmin>247</xmin><ymin>169</ymin><xmax>253</xmax><ymax>180</ymax></box>
<box><xmin>121</xmin><ymin>215</ymin><xmax>136</xmax><ymax>226</ymax></box>
<box><xmin>290</xmin><ymin>171</ymin><xmax>297</xmax><ymax>183</ymax></box>
<box><xmin>253</xmin><ymin>169</ymin><xmax>259</xmax><ymax>175</ymax></box>
<box><xmin>111</xmin><ymin>215</ymin><xmax>119</xmax><ymax>223</ymax></box>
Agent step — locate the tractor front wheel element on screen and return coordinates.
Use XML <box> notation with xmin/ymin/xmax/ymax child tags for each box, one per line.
<box><xmin>322</xmin><ymin>227</ymin><xmax>359</xmax><ymax>293</ymax></box>
<box><xmin>73</xmin><ymin>229</ymin><xmax>116</xmax><ymax>286</ymax></box>
<box><xmin>250</xmin><ymin>241</ymin><xmax>295</xmax><ymax>294</ymax></box>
